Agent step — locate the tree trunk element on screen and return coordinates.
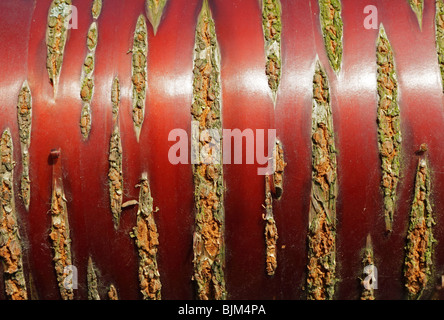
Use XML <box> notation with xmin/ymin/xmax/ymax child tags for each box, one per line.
<box><xmin>0</xmin><ymin>0</ymin><xmax>443</xmax><ymax>300</ymax></box>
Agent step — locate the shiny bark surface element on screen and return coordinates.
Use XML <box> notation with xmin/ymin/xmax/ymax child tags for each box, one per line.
<box><xmin>0</xmin><ymin>0</ymin><xmax>443</xmax><ymax>300</ymax></box>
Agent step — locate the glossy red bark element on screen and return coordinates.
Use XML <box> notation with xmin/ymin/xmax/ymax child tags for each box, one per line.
<box><xmin>0</xmin><ymin>0</ymin><xmax>443</xmax><ymax>300</ymax></box>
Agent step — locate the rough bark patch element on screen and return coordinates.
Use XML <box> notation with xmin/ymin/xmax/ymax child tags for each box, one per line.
<box><xmin>306</xmin><ymin>61</ymin><xmax>338</xmax><ymax>300</ymax></box>
<box><xmin>17</xmin><ymin>82</ymin><xmax>32</xmax><ymax>210</ymax></box>
<box><xmin>403</xmin><ymin>158</ymin><xmax>435</xmax><ymax>300</ymax></box>
<box><xmin>262</xmin><ymin>0</ymin><xmax>282</xmax><ymax>101</ymax></box>
<box><xmin>318</xmin><ymin>0</ymin><xmax>343</xmax><ymax>73</ymax></box>
<box><xmin>0</xmin><ymin>130</ymin><xmax>28</xmax><ymax>300</ymax></box>
<box><xmin>46</xmin><ymin>0</ymin><xmax>72</xmax><ymax>97</ymax></box>
<box><xmin>131</xmin><ymin>15</ymin><xmax>148</xmax><ymax>142</ymax></box>
<box><xmin>146</xmin><ymin>0</ymin><xmax>168</xmax><ymax>35</ymax></box>
<box><xmin>130</xmin><ymin>174</ymin><xmax>162</xmax><ymax>300</ymax></box>
<box><xmin>191</xmin><ymin>0</ymin><xmax>226</xmax><ymax>300</ymax></box>
<box><xmin>376</xmin><ymin>24</ymin><xmax>402</xmax><ymax>233</ymax></box>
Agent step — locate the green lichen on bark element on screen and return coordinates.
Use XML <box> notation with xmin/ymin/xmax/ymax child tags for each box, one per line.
<box><xmin>318</xmin><ymin>0</ymin><xmax>343</xmax><ymax>73</ymax></box>
<box><xmin>131</xmin><ymin>15</ymin><xmax>148</xmax><ymax>142</ymax></box>
<box><xmin>376</xmin><ymin>24</ymin><xmax>402</xmax><ymax>233</ymax></box>
<box><xmin>17</xmin><ymin>81</ymin><xmax>32</xmax><ymax>210</ymax></box>
<box><xmin>80</xmin><ymin>77</ymin><xmax>94</xmax><ymax>103</ymax></box>
<box><xmin>83</xmin><ymin>54</ymin><xmax>95</xmax><ymax>76</ymax></box>
<box><xmin>261</xmin><ymin>0</ymin><xmax>282</xmax><ymax>101</ymax></box>
<box><xmin>49</xmin><ymin>182</ymin><xmax>73</xmax><ymax>300</ymax></box>
<box><xmin>436</xmin><ymin>0</ymin><xmax>444</xmax><ymax>93</ymax></box>
<box><xmin>46</xmin><ymin>0</ymin><xmax>72</xmax><ymax>97</ymax></box>
<box><xmin>191</xmin><ymin>0</ymin><xmax>226</xmax><ymax>301</ymax></box>
<box><xmin>146</xmin><ymin>0</ymin><xmax>168</xmax><ymax>35</ymax></box>
<box><xmin>403</xmin><ymin>158</ymin><xmax>435</xmax><ymax>300</ymax></box>
<box><xmin>87</xmin><ymin>256</ymin><xmax>100</xmax><ymax>300</ymax></box>
<box><xmin>130</xmin><ymin>174</ymin><xmax>161</xmax><ymax>300</ymax></box>
<box><xmin>408</xmin><ymin>0</ymin><xmax>424</xmax><ymax>29</ymax></box>
<box><xmin>86</xmin><ymin>22</ymin><xmax>98</xmax><ymax>51</ymax></box>
<box><xmin>306</xmin><ymin>60</ymin><xmax>338</xmax><ymax>300</ymax></box>
<box><xmin>91</xmin><ymin>0</ymin><xmax>103</xmax><ymax>20</ymax></box>
<box><xmin>360</xmin><ymin>235</ymin><xmax>376</xmax><ymax>300</ymax></box>
<box><xmin>0</xmin><ymin>129</ymin><xmax>28</xmax><ymax>300</ymax></box>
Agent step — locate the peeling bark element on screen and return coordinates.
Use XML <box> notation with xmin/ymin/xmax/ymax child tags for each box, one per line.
<box><xmin>273</xmin><ymin>139</ymin><xmax>286</xmax><ymax>200</ymax></box>
<box><xmin>404</xmin><ymin>158</ymin><xmax>435</xmax><ymax>300</ymax></box>
<box><xmin>408</xmin><ymin>0</ymin><xmax>424</xmax><ymax>29</ymax></box>
<box><xmin>360</xmin><ymin>235</ymin><xmax>376</xmax><ymax>300</ymax></box>
<box><xmin>263</xmin><ymin>140</ymin><xmax>286</xmax><ymax>276</ymax></box>
<box><xmin>108</xmin><ymin>284</ymin><xmax>118</xmax><ymax>300</ymax></box>
<box><xmin>0</xmin><ymin>129</ymin><xmax>28</xmax><ymax>300</ymax></box>
<box><xmin>17</xmin><ymin>81</ymin><xmax>32</xmax><ymax>210</ymax></box>
<box><xmin>91</xmin><ymin>0</ymin><xmax>103</xmax><ymax>20</ymax></box>
<box><xmin>87</xmin><ymin>256</ymin><xmax>100</xmax><ymax>300</ymax></box>
<box><xmin>49</xmin><ymin>159</ymin><xmax>73</xmax><ymax>300</ymax></box>
<box><xmin>191</xmin><ymin>0</ymin><xmax>226</xmax><ymax>300</ymax></box>
<box><xmin>318</xmin><ymin>0</ymin><xmax>343</xmax><ymax>73</ymax></box>
<box><xmin>46</xmin><ymin>0</ymin><xmax>72</xmax><ymax>97</ymax></box>
<box><xmin>111</xmin><ymin>77</ymin><xmax>120</xmax><ymax>123</ymax></box>
<box><xmin>262</xmin><ymin>0</ymin><xmax>282</xmax><ymax>101</ymax></box>
<box><xmin>130</xmin><ymin>174</ymin><xmax>161</xmax><ymax>300</ymax></box>
<box><xmin>131</xmin><ymin>15</ymin><xmax>148</xmax><ymax>142</ymax></box>
<box><xmin>436</xmin><ymin>0</ymin><xmax>444</xmax><ymax>92</ymax></box>
<box><xmin>80</xmin><ymin>14</ymin><xmax>100</xmax><ymax>140</ymax></box>
<box><xmin>80</xmin><ymin>103</ymin><xmax>92</xmax><ymax>139</ymax></box>
<box><xmin>146</xmin><ymin>0</ymin><xmax>168</xmax><ymax>35</ymax></box>
<box><xmin>306</xmin><ymin>61</ymin><xmax>338</xmax><ymax>300</ymax></box>
<box><xmin>264</xmin><ymin>175</ymin><xmax>278</xmax><ymax>276</ymax></box>
<box><xmin>376</xmin><ymin>24</ymin><xmax>402</xmax><ymax>233</ymax></box>
<box><xmin>108</xmin><ymin>125</ymin><xmax>123</xmax><ymax>230</ymax></box>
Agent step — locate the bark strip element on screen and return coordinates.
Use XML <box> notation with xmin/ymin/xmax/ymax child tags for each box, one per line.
<box><xmin>145</xmin><ymin>0</ymin><xmax>168</xmax><ymax>35</ymax></box>
<box><xmin>108</xmin><ymin>77</ymin><xmax>123</xmax><ymax>230</ymax></box>
<box><xmin>376</xmin><ymin>24</ymin><xmax>402</xmax><ymax>233</ymax></box>
<box><xmin>46</xmin><ymin>0</ymin><xmax>72</xmax><ymax>97</ymax></box>
<box><xmin>91</xmin><ymin>0</ymin><xmax>103</xmax><ymax>20</ymax></box>
<box><xmin>263</xmin><ymin>140</ymin><xmax>286</xmax><ymax>276</ymax></box>
<box><xmin>0</xmin><ymin>129</ymin><xmax>28</xmax><ymax>300</ymax></box>
<box><xmin>191</xmin><ymin>0</ymin><xmax>226</xmax><ymax>300</ymax></box>
<box><xmin>403</xmin><ymin>158</ymin><xmax>435</xmax><ymax>300</ymax></box>
<box><xmin>87</xmin><ymin>256</ymin><xmax>100</xmax><ymax>300</ymax></box>
<box><xmin>273</xmin><ymin>139</ymin><xmax>286</xmax><ymax>200</ymax></box>
<box><xmin>360</xmin><ymin>235</ymin><xmax>376</xmax><ymax>300</ymax></box>
<box><xmin>408</xmin><ymin>0</ymin><xmax>424</xmax><ymax>29</ymax></box>
<box><xmin>261</xmin><ymin>0</ymin><xmax>282</xmax><ymax>102</ymax></box>
<box><xmin>108</xmin><ymin>125</ymin><xmax>123</xmax><ymax>230</ymax></box>
<box><xmin>108</xmin><ymin>284</ymin><xmax>118</xmax><ymax>300</ymax></box>
<box><xmin>111</xmin><ymin>77</ymin><xmax>120</xmax><ymax>123</ymax></box>
<box><xmin>80</xmin><ymin>0</ymin><xmax>102</xmax><ymax>140</ymax></box>
<box><xmin>318</xmin><ymin>0</ymin><xmax>343</xmax><ymax>73</ymax></box>
<box><xmin>131</xmin><ymin>15</ymin><xmax>148</xmax><ymax>142</ymax></box>
<box><xmin>17</xmin><ymin>81</ymin><xmax>32</xmax><ymax>211</ymax></box>
<box><xmin>130</xmin><ymin>173</ymin><xmax>161</xmax><ymax>300</ymax></box>
<box><xmin>436</xmin><ymin>0</ymin><xmax>444</xmax><ymax>93</ymax></box>
<box><xmin>264</xmin><ymin>175</ymin><xmax>278</xmax><ymax>276</ymax></box>
<box><xmin>49</xmin><ymin>151</ymin><xmax>73</xmax><ymax>300</ymax></box>
<box><xmin>306</xmin><ymin>60</ymin><xmax>338</xmax><ymax>300</ymax></box>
